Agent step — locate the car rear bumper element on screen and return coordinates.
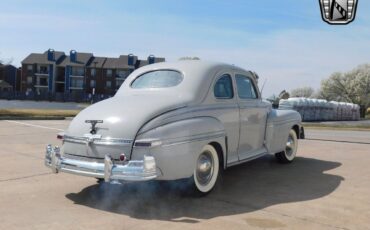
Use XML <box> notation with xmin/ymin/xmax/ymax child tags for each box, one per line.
<box><xmin>44</xmin><ymin>144</ymin><xmax>158</xmax><ymax>182</ymax></box>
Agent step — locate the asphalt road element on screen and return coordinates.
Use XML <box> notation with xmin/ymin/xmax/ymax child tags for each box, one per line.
<box><xmin>0</xmin><ymin>120</ymin><xmax>369</xmax><ymax>230</ymax></box>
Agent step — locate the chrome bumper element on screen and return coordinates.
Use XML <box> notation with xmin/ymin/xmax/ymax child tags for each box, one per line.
<box><xmin>44</xmin><ymin>145</ymin><xmax>157</xmax><ymax>182</ymax></box>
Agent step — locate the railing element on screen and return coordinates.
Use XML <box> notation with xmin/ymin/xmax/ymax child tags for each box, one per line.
<box><xmin>35</xmin><ymin>72</ymin><xmax>49</xmax><ymax>75</ymax></box>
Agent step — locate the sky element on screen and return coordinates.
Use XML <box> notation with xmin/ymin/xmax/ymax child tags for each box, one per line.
<box><xmin>0</xmin><ymin>0</ymin><xmax>369</xmax><ymax>96</ymax></box>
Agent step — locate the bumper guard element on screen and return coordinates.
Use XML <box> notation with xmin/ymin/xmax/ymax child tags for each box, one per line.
<box><xmin>44</xmin><ymin>145</ymin><xmax>157</xmax><ymax>182</ymax></box>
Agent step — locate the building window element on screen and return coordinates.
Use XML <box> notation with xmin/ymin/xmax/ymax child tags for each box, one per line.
<box><xmin>27</xmin><ymin>76</ymin><xmax>33</xmax><ymax>84</ymax></box>
<box><xmin>106</xmin><ymin>80</ymin><xmax>111</xmax><ymax>88</ymax></box>
<box><xmin>70</xmin><ymin>78</ymin><xmax>84</xmax><ymax>88</ymax></box>
<box><xmin>37</xmin><ymin>77</ymin><xmax>48</xmax><ymax>86</ymax></box>
<box><xmin>71</xmin><ymin>67</ymin><xmax>85</xmax><ymax>76</ymax></box>
<box><xmin>106</xmin><ymin>69</ymin><xmax>113</xmax><ymax>77</ymax></box>
<box><xmin>90</xmin><ymin>80</ymin><xmax>96</xmax><ymax>88</ymax></box>
<box><xmin>116</xmin><ymin>69</ymin><xmax>130</xmax><ymax>79</ymax></box>
<box><xmin>91</xmin><ymin>68</ymin><xmax>96</xmax><ymax>77</ymax></box>
<box><xmin>39</xmin><ymin>65</ymin><xmax>48</xmax><ymax>74</ymax></box>
<box><xmin>27</xmin><ymin>65</ymin><xmax>33</xmax><ymax>73</ymax></box>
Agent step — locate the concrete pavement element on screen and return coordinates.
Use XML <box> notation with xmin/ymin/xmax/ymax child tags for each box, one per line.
<box><xmin>0</xmin><ymin>120</ymin><xmax>369</xmax><ymax>230</ymax></box>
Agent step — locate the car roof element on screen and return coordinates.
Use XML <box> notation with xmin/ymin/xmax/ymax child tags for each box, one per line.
<box><xmin>116</xmin><ymin>60</ymin><xmax>254</xmax><ymax>105</ymax></box>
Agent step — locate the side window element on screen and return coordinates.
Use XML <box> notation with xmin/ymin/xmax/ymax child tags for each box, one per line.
<box><xmin>214</xmin><ymin>74</ymin><xmax>234</xmax><ymax>99</ymax></box>
<box><xmin>235</xmin><ymin>74</ymin><xmax>258</xmax><ymax>99</ymax></box>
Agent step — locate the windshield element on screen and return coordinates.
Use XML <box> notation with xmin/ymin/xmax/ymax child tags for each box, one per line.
<box><xmin>131</xmin><ymin>70</ymin><xmax>183</xmax><ymax>89</ymax></box>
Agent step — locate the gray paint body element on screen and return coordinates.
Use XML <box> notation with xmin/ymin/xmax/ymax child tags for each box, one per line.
<box><xmin>62</xmin><ymin>61</ymin><xmax>302</xmax><ymax>180</ymax></box>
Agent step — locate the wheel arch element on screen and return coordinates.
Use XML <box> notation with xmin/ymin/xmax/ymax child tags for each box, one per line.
<box><xmin>209</xmin><ymin>140</ymin><xmax>226</xmax><ymax>170</ymax></box>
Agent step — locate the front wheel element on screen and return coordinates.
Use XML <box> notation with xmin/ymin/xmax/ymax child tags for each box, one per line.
<box><xmin>275</xmin><ymin>129</ymin><xmax>298</xmax><ymax>163</ymax></box>
<box><xmin>190</xmin><ymin>144</ymin><xmax>220</xmax><ymax>196</ymax></box>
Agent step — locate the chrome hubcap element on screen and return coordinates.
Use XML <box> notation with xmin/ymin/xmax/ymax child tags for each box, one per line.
<box><xmin>196</xmin><ymin>151</ymin><xmax>214</xmax><ymax>186</ymax></box>
<box><xmin>285</xmin><ymin>134</ymin><xmax>295</xmax><ymax>157</ymax></box>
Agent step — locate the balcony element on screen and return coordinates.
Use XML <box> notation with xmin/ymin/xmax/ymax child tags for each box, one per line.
<box><xmin>34</xmin><ymin>85</ymin><xmax>48</xmax><ymax>88</ymax></box>
<box><xmin>35</xmin><ymin>71</ymin><xmax>49</xmax><ymax>76</ymax></box>
<box><xmin>70</xmin><ymin>74</ymin><xmax>84</xmax><ymax>78</ymax></box>
<box><xmin>35</xmin><ymin>66</ymin><xmax>50</xmax><ymax>76</ymax></box>
<box><xmin>34</xmin><ymin>77</ymin><xmax>48</xmax><ymax>88</ymax></box>
<box><xmin>69</xmin><ymin>86</ymin><xmax>84</xmax><ymax>90</ymax></box>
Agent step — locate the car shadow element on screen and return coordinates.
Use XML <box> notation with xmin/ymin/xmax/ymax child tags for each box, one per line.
<box><xmin>66</xmin><ymin>156</ymin><xmax>343</xmax><ymax>223</ymax></box>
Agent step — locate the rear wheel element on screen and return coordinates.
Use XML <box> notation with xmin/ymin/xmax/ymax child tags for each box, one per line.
<box><xmin>275</xmin><ymin>129</ymin><xmax>298</xmax><ymax>163</ymax></box>
<box><xmin>190</xmin><ymin>144</ymin><xmax>220</xmax><ymax>196</ymax></box>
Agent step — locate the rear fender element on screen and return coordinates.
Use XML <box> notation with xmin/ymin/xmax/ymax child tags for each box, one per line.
<box><xmin>265</xmin><ymin>109</ymin><xmax>302</xmax><ymax>154</ymax></box>
<box><xmin>132</xmin><ymin>117</ymin><xmax>227</xmax><ymax>179</ymax></box>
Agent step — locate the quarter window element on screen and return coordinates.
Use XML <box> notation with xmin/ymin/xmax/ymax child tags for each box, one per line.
<box><xmin>235</xmin><ymin>75</ymin><xmax>258</xmax><ymax>99</ymax></box>
<box><xmin>214</xmin><ymin>74</ymin><xmax>233</xmax><ymax>99</ymax></box>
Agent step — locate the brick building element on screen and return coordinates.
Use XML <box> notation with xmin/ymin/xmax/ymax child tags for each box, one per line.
<box><xmin>20</xmin><ymin>49</ymin><xmax>165</xmax><ymax>101</ymax></box>
<box><xmin>21</xmin><ymin>49</ymin><xmax>65</xmax><ymax>95</ymax></box>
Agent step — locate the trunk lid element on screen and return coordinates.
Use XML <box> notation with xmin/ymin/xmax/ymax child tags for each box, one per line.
<box><xmin>63</xmin><ymin>94</ymin><xmax>187</xmax><ymax>160</ymax></box>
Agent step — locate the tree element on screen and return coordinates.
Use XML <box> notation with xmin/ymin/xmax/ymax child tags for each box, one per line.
<box><xmin>0</xmin><ymin>53</ymin><xmax>12</xmax><ymax>65</ymax></box>
<box><xmin>319</xmin><ymin>64</ymin><xmax>370</xmax><ymax>117</ymax></box>
<box><xmin>290</xmin><ymin>87</ymin><xmax>314</xmax><ymax>98</ymax></box>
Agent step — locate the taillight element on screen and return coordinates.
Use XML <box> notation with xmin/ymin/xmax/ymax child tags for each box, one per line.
<box><xmin>57</xmin><ymin>132</ymin><xmax>64</xmax><ymax>140</ymax></box>
<box><xmin>119</xmin><ymin>153</ymin><xmax>126</xmax><ymax>161</ymax></box>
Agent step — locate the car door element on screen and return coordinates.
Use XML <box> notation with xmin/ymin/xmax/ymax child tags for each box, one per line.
<box><xmin>211</xmin><ymin>73</ymin><xmax>240</xmax><ymax>165</ymax></box>
<box><xmin>235</xmin><ymin>73</ymin><xmax>269</xmax><ymax>161</ymax></box>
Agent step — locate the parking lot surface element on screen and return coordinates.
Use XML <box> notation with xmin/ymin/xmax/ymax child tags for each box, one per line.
<box><xmin>0</xmin><ymin>120</ymin><xmax>369</xmax><ymax>230</ymax></box>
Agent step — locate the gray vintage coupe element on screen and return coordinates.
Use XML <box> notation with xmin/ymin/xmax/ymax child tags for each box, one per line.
<box><xmin>45</xmin><ymin>61</ymin><xmax>304</xmax><ymax>195</ymax></box>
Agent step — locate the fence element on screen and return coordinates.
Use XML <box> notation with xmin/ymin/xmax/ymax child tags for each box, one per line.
<box><xmin>0</xmin><ymin>91</ymin><xmax>111</xmax><ymax>103</ymax></box>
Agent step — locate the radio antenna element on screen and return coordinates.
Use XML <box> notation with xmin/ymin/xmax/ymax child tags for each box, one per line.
<box><xmin>260</xmin><ymin>78</ymin><xmax>267</xmax><ymax>97</ymax></box>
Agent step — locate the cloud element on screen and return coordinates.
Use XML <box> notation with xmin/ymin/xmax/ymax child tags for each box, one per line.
<box><xmin>1</xmin><ymin>3</ymin><xmax>369</xmax><ymax>97</ymax></box>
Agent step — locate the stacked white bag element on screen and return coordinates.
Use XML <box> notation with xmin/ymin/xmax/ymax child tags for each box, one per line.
<box><xmin>279</xmin><ymin>97</ymin><xmax>360</xmax><ymax>121</ymax></box>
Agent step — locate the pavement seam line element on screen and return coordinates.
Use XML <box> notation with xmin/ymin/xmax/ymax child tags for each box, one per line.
<box><xmin>0</xmin><ymin>172</ymin><xmax>52</xmax><ymax>183</ymax></box>
<box><xmin>305</xmin><ymin>138</ymin><xmax>370</xmax><ymax>145</ymax></box>
<box><xmin>4</xmin><ymin>120</ymin><xmax>64</xmax><ymax>131</ymax></box>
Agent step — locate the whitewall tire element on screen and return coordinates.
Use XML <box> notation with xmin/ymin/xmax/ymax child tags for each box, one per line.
<box><xmin>275</xmin><ymin>129</ymin><xmax>298</xmax><ymax>163</ymax></box>
<box><xmin>192</xmin><ymin>144</ymin><xmax>220</xmax><ymax>195</ymax></box>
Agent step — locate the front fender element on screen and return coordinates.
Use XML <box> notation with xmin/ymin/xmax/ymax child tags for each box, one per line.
<box><xmin>131</xmin><ymin>117</ymin><xmax>227</xmax><ymax>180</ymax></box>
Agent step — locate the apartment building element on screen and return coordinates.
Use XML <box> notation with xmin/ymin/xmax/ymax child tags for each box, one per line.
<box><xmin>100</xmin><ymin>54</ymin><xmax>137</xmax><ymax>95</ymax></box>
<box><xmin>58</xmin><ymin>51</ymin><xmax>93</xmax><ymax>95</ymax></box>
<box><xmin>20</xmin><ymin>49</ymin><xmax>165</xmax><ymax>100</ymax></box>
<box><xmin>21</xmin><ymin>49</ymin><xmax>65</xmax><ymax>95</ymax></box>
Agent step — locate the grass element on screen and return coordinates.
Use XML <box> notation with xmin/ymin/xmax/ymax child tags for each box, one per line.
<box><xmin>0</xmin><ymin>109</ymin><xmax>80</xmax><ymax>118</ymax></box>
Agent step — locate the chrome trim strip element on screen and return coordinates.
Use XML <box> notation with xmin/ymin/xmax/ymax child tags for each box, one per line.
<box><xmin>166</xmin><ymin>105</ymin><xmax>239</xmax><ymax>119</ymax></box>
<box><xmin>63</xmin><ymin>135</ymin><xmax>133</xmax><ymax>146</ymax></box>
<box><xmin>162</xmin><ymin>131</ymin><xmax>225</xmax><ymax>147</ymax></box>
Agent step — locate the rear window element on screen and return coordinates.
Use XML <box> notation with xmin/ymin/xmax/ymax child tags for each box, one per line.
<box><xmin>131</xmin><ymin>70</ymin><xmax>183</xmax><ymax>89</ymax></box>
